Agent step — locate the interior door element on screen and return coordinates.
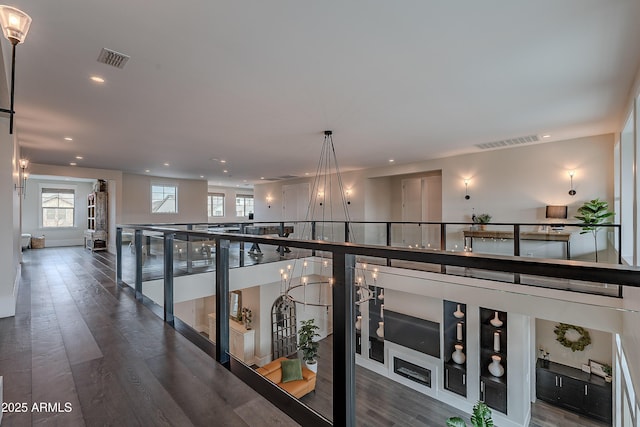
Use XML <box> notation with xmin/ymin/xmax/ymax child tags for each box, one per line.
<box><xmin>282</xmin><ymin>183</ymin><xmax>310</xmax><ymax>238</ymax></box>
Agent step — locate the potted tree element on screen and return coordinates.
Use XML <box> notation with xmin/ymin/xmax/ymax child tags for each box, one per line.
<box><xmin>298</xmin><ymin>319</ymin><xmax>320</xmax><ymax>373</ymax></box>
<box><xmin>575</xmin><ymin>198</ymin><xmax>614</xmax><ymax>262</ymax></box>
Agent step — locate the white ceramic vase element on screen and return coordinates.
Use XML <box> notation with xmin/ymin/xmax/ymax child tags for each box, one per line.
<box><xmin>453</xmin><ymin>304</ymin><xmax>464</xmax><ymax>319</ymax></box>
<box><xmin>490</xmin><ymin>311</ymin><xmax>503</xmax><ymax>327</ymax></box>
<box><xmin>355</xmin><ymin>315</ymin><xmax>362</xmax><ymax>331</ymax></box>
<box><xmin>376</xmin><ymin>321</ymin><xmax>384</xmax><ymax>338</ymax></box>
<box><xmin>452</xmin><ymin>344</ymin><xmax>466</xmax><ymax>364</ymax></box>
<box><xmin>378</xmin><ymin>289</ymin><xmax>384</xmax><ymax>300</ymax></box>
<box><xmin>488</xmin><ymin>355</ymin><xmax>504</xmax><ymax>377</ymax></box>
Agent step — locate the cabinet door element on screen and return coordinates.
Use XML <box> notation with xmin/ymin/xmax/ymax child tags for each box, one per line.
<box><xmin>557</xmin><ymin>375</ymin><xmax>584</xmax><ymax>413</ymax></box>
<box><xmin>481</xmin><ymin>379</ymin><xmax>507</xmax><ymax>414</ymax></box>
<box><xmin>445</xmin><ymin>365</ymin><xmax>467</xmax><ymax>397</ymax></box>
<box><xmin>585</xmin><ymin>383</ymin><xmax>612</xmax><ymax>423</ymax></box>
<box><xmin>536</xmin><ymin>368</ymin><xmax>558</xmax><ymax>403</ymax></box>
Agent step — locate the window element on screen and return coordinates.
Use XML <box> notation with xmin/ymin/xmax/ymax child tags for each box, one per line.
<box><xmin>236</xmin><ymin>195</ymin><xmax>254</xmax><ymax>217</ymax></box>
<box><xmin>208</xmin><ymin>193</ymin><xmax>225</xmax><ymax>217</ymax></box>
<box><xmin>151</xmin><ymin>184</ymin><xmax>178</xmax><ymax>213</ymax></box>
<box><xmin>42</xmin><ymin>188</ymin><xmax>75</xmax><ymax>228</ymax></box>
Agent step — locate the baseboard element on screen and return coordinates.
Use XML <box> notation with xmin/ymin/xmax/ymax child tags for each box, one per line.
<box><xmin>254</xmin><ymin>353</ymin><xmax>272</xmax><ymax>367</ymax></box>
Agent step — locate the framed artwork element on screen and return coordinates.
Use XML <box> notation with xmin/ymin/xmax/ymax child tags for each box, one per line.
<box><xmin>589</xmin><ymin>359</ymin><xmax>606</xmax><ymax>378</ymax></box>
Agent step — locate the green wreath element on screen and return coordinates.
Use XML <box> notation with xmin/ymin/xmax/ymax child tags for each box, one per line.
<box><xmin>554</xmin><ymin>323</ymin><xmax>591</xmax><ymax>352</ymax></box>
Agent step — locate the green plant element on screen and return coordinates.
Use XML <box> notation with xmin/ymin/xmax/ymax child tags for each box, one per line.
<box><xmin>475</xmin><ymin>213</ymin><xmax>492</xmax><ymax>224</ymax></box>
<box><xmin>574</xmin><ymin>198</ymin><xmax>614</xmax><ymax>262</ymax></box>
<box><xmin>298</xmin><ymin>319</ymin><xmax>320</xmax><ymax>363</ymax></box>
<box><xmin>446</xmin><ymin>401</ymin><xmax>494</xmax><ymax>427</ymax></box>
<box><xmin>603</xmin><ymin>364</ymin><xmax>612</xmax><ymax>377</ymax></box>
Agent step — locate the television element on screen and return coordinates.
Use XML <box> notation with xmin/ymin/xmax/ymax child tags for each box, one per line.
<box><xmin>384</xmin><ymin>310</ymin><xmax>440</xmax><ymax>357</ymax></box>
<box><xmin>545</xmin><ymin>205</ymin><xmax>568</xmax><ymax>219</ymax></box>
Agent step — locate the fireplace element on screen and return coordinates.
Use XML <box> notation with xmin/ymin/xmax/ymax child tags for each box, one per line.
<box><xmin>393</xmin><ymin>357</ymin><xmax>431</xmax><ymax>387</ymax></box>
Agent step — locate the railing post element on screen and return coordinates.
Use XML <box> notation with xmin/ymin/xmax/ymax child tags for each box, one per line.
<box><xmin>216</xmin><ymin>238</ymin><xmax>231</xmax><ymax>367</ymax></box>
<box><xmin>345</xmin><ymin>221</ymin><xmax>350</xmax><ymax>243</ymax></box>
<box><xmin>513</xmin><ymin>224</ymin><xmax>521</xmax><ymax>284</ymax></box>
<box><xmin>386</xmin><ymin>222</ymin><xmax>392</xmax><ymax>267</ymax></box>
<box><xmin>116</xmin><ymin>227</ymin><xmax>123</xmax><ymax>286</ymax></box>
<box><xmin>239</xmin><ymin>223</ymin><xmax>246</xmax><ymax>267</ymax></box>
<box><xmin>164</xmin><ymin>232</ymin><xmax>175</xmax><ymax>324</ymax></box>
<box><xmin>440</xmin><ymin>223</ymin><xmax>447</xmax><ymax>274</ymax></box>
<box><xmin>332</xmin><ymin>250</ymin><xmax>356</xmax><ymax>426</ymax></box>
<box><xmin>311</xmin><ymin>221</ymin><xmax>317</xmax><ymax>256</ymax></box>
<box><xmin>134</xmin><ymin>229</ymin><xmax>143</xmax><ymax>300</ymax></box>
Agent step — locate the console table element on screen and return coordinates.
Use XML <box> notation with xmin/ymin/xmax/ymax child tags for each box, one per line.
<box><xmin>463</xmin><ymin>230</ymin><xmax>571</xmax><ymax>259</ymax></box>
<box><xmin>208</xmin><ymin>313</ymin><xmax>255</xmax><ymax>365</ymax></box>
<box><xmin>536</xmin><ymin>359</ymin><xmax>612</xmax><ymax>424</ymax></box>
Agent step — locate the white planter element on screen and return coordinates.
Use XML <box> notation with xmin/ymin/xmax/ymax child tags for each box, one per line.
<box><xmin>355</xmin><ymin>315</ymin><xmax>362</xmax><ymax>331</ymax></box>
<box><xmin>490</xmin><ymin>311</ymin><xmax>503</xmax><ymax>327</ymax></box>
<box><xmin>305</xmin><ymin>360</ymin><xmax>318</xmax><ymax>373</ymax></box>
<box><xmin>452</xmin><ymin>344</ymin><xmax>466</xmax><ymax>364</ymax></box>
<box><xmin>453</xmin><ymin>304</ymin><xmax>464</xmax><ymax>319</ymax></box>
<box><xmin>376</xmin><ymin>321</ymin><xmax>384</xmax><ymax>338</ymax></box>
<box><xmin>488</xmin><ymin>355</ymin><xmax>504</xmax><ymax>377</ymax></box>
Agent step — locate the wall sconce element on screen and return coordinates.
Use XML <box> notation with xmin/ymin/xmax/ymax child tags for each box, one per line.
<box><xmin>568</xmin><ymin>170</ymin><xmax>576</xmax><ymax>196</ymax></box>
<box><xmin>15</xmin><ymin>158</ymin><xmax>28</xmax><ymax>197</ymax></box>
<box><xmin>266</xmin><ymin>195</ymin><xmax>273</xmax><ymax>208</ymax></box>
<box><xmin>0</xmin><ymin>6</ymin><xmax>32</xmax><ymax>135</ymax></box>
<box><xmin>464</xmin><ymin>179</ymin><xmax>471</xmax><ymax>200</ymax></box>
<box><xmin>345</xmin><ymin>188</ymin><xmax>352</xmax><ymax>205</ymax></box>
<box><xmin>318</xmin><ymin>190</ymin><xmax>324</xmax><ymax>206</ymax></box>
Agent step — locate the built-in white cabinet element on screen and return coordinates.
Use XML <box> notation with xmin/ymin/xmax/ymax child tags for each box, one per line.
<box><xmin>208</xmin><ymin>313</ymin><xmax>255</xmax><ymax>365</ymax></box>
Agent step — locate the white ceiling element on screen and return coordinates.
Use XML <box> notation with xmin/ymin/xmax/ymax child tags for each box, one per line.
<box><xmin>6</xmin><ymin>1</ymin><xmax>640</xmax><ymax>186</ymax></box>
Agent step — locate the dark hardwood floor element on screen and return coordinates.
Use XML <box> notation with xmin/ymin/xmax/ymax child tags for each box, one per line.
<box><xmin>0</xmin><ymin>247</ymin><xmax>297</xmax><ymax>427</ymax></box>
<box><xmin>1</xmin><ymin>247</ymin><xmax>611</xmax><ymax>426</ymax></box>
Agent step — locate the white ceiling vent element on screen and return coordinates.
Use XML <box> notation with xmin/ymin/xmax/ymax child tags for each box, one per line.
<box><xmin>97</xmin><ymin>48</ymin><xmax>130</xmax><ymax>69</ymax></box>
<box><xmin>264</xmin><ymin>175</ymin><xmax>299</xmax><ymax>181</ymax></box>
<box><xmin>475</xmin><ymin>135</ymin><xmax>539</xmax><ymax>150</ymax></box>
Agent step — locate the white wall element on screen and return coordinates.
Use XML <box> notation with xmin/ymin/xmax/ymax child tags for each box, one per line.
<box><xmin>120</xmin><ymin>173</ymin><xmax>207</xmax><ymax>224</ymax></box>
<box><xmin>22</xmin><ymin>178</ymin><xmax>94</xmax><ymax>247</ymax></box>
<box><xmin>207</xmin><ymin>184</ymin><xmax>254</xmax><ymax>222</ymax></box>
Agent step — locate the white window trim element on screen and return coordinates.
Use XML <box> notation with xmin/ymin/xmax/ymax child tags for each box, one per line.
<box><xmin>208</xmin><ymin>192</ymin><xmax>225</xmax><ymax>217</ymax></box>
<box><xmin>38</xmin><ymin>183</ymin><xmax>78</xmax><ymax>230</ymax></box>
<box><xmin>151</xmin><ymin>182</ymin><xmax>179</xmax><ymax>214</ymax></box>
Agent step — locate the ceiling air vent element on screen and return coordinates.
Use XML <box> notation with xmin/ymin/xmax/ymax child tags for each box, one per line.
<box><xmin>475</xmin><ymin>135</ymin><xmax>539</xmax><ymax>150</ymax></box>
<box><xmin>97</xmin><ymin>48</ymin><xmax>130</xmax><ymax>69</ymax></box>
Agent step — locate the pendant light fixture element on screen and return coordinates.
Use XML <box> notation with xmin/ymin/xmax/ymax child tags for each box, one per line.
<box><xmin>0</xmin><ymin>5</ymin><xmax>32</xmax><ymax>134</ymax></box>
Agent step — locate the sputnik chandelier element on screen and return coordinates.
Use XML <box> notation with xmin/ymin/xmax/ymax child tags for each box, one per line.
<box><xmin>281</xmin><ymin>131</ymin><xmax>378</xmax><ymax>308</ymax></box>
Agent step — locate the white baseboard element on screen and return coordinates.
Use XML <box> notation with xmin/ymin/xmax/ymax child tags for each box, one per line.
<box><xmin>254</xmin><ymin>353</ymin><xmax>272</xmax><ymax>367</ymax></box>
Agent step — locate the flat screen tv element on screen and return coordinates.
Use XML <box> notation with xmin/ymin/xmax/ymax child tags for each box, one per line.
<box><xmin>384</xmin><ymin>310</ymin><xmax>440</xmax><ymax>358</ymax></box>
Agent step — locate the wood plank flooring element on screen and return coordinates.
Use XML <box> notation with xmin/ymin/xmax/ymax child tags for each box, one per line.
<box><xmin>1</xmin><ymin>247</ymin><xmax>612</xmax><ymax>426</ymax></box>
<box><xmin>0</xmin><ymin>247</ymin><xmax>297</xmax><ymax>427</ymax></box>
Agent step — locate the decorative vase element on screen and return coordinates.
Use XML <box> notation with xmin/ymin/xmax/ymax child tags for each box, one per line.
<box><xmin>490</xmin><ymin>311</ymin><xmax>503</xmax><ymax>327</ymax></box>
<box><xmin>355</xmin><ymin>315</ymin><xmax>362</xmax><ymax>330</ymax></box>
<box><xmin>378</xmin><ymin>289</ymin><xmax>384</xmax><ymax>300</ymax></box>
<box><xmin>453</xmin><ymin>304</ymin><xmax>464</xmax><ymax>319</ymax></box>
<box><xmin>305</xmin><ymin>360</ymin><xmax>318</xmax><ymax>373</ymax></box>
<box><xmin>488</xmin><ymin>355</ymin><xmax>504</xmax><ymax>377</ymax></box>
<box><xmin>452</xmin><ymin>344</ymin><xmax>466</xmax><ymax>364</ymax></box>
<box><xmin>376</xmin><ymin>321</ymin><xmax>384</xmax><ymax>338</ymax></box>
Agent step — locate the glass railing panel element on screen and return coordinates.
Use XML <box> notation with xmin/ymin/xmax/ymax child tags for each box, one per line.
<box><xmin>459</xmin><ymin>224</ymin><xmax>515</xmax><ymax>256</ymax></box>
<box><xmin>445</xmin><ymin>223</ymin><xmax>470</xmax><ymax>252</ymax></box>
<box><xmin>140</xmin><ymin>231</ymin><xmax>165</xmax><ymax>307</ymax></box>
<box><xmin>171</xmin><ymin>233</ymin><xmax>216</xmax><ymax>276</ymax></box>
<box><xmin>119</xmin><ymin>227</ymin><xmax>137</xmax><ymax>287</ymax></box>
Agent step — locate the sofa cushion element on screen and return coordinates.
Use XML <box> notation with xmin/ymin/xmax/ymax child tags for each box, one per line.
<box><xmin>281</xmin><ymin>359</ymin><xmax>303</xmax><ymax>383</ymax></box>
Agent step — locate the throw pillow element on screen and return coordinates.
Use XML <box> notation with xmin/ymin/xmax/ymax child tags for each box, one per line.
<box><xmin>280</xmin><ymin>358</ymin><xmax>303</xmax><ymax>383</ymax></box>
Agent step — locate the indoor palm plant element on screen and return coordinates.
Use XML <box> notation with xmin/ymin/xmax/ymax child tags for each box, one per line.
<box><xmin>574</xmin><ymin>198</ymin><xmax>614</xmax><ymax>262</ymax></box>
<box><xmin>298</xmin><ymin>318</ymin><xmax>320</xmax><ymax>372</ymax></box>
<box><xmin>474</xmin><ymin>213</ymin><xmax>492</xmax><ymax>230</ymax></box>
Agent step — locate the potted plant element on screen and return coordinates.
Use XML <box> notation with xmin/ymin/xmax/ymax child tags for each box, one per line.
<box><xmin>575</xmin><ymin>198</ymin><xmax>614</xmax><ymax>262</ymax></box>
<box><xmin>298</xmin><ymin>319</ymin><xmax>320</xmax><ymax>373</ymax></box>
<box><xmin>603</xmin><ymin>363</ymin><xmax>613</xmax><ymax>382</ymax></box>
<box><xmin>446</xmin><ymin>401</ymin><xmax>494</xmax><ymax>427</ymax></box>
<box><xmin>474</xmin><ymin>213</ymin><xmax>492</xmax><ymax>230</ymax></box>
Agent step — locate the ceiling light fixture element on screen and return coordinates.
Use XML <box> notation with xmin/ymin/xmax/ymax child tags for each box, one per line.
<box><xmin>145</xmin><ymin>169</ymin><xmax>150</xmax><ymax>173</ymax></box>
<box><xmin>90</xmin><ymin>76</ymin><xmax>105</xmax><ymax>83</ymax></box>
<box><xmin>69</xmin><ymin>162</ymin><xmax>77</xmax><ymax>166</ymax></box>
<box><xmin>0</xmin><ymin>5</ymin><xmax>31</xmax><ymax>134</ymax></box>
<box><xmin>64</xmin><ymin>137</ymin><xmax>73</xmax><ymax>141</ymax></box>
<box><xmin>389</xmin><ymin>159</ymin><xmax>395</xmax><ymax>163</ymax></box>
<box><xmin>542</xmin><ymin>134</ymin><xmax>551</xmax><ymax>139</ymax></box>
<box><xmin>75</xmin><ymin>156</ymin><xmax>83</xmax><ymax>159</ymax></box>
<box><xmin>163</xmin><ymin>162</ymin><xmax>170</xmax><ymax>166</ymax></box>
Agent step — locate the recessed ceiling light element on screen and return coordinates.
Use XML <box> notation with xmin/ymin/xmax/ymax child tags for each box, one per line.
<box><xmin>75</xmin><ymin>156</ymin><xmax>83</xmax><ymax>160</ymax></box>
<box><xmin>389</xmin><ymin>159</ymin><xmax>395</xmax><ymax>163</ymax></box>
<box><xmin>220</xmin><ymin>159</ymin><xmax>226</xmax><ymax>163</ymax></box>
<box><xmin>145</xmin><ymin>169</ymin><xmax>150</xmax><ymax>173</ymax></box>
<box><xmin>64</xmin><ymin>137</ymin><xmax>73</xmax><ymax>141</ymax></box>
<box><xmin>200</xmin><ymin>175</ymin><xmax>204</xmax><ymax>178</ymax></box>
<box><xmin>260</xmin><ymin>177</ymin><xmax>265</xmax><ymax>180</ymax></box>
<box><xmin>542</xmin><ymin>134</ymin><xmax>551</xmax><ymax>138</ymax></box>
<box><xmin>164</xmin><ymin>162</ymin><xmax>170</xmax><ymax>166</ymax></box>
<box><xmin>243</xmin><ymin>180</ymin><xmax>247</xmax><ymax>182</ymax></box>
<box><xmin>90</xmin><ymin>76</ymin><xmax>105</xmax><ymax>83</ymax></box>
<box><xmin>305</xmin><ymin>172</ymin><xmax>310</xmax><ymax>176</ymax></box>
<box><xmin>69</xmin><ymin>162</ymin><xmax>77</xmax><ymax>166</ymax></box>
<box><xmin>223</xmin><ymin>169</ymin><xmax>228</xmax><ymax>173</ymax></box>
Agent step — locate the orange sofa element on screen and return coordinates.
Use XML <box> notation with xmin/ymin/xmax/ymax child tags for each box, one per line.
<box><xmin>256</xmin><ymin>357</ymin><xmax>316</xmax><ymax>398</ymax></box>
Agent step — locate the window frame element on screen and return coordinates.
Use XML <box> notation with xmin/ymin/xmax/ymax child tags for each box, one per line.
<box><xmin>235</xmin><ymin>194</ymin><xmax>254</xmax><ymax>217</ymax></box>
<box><xmin>208</xmin><ymin>192</ymin><xmax>225</xmax><ymax>217</ymax></box>
<box><xmin>40</xmin><ymin>184</ymin><xmax>77</xmax><ymax>229</ymax></box>
<box><xmin>151</xmin><ymin>183</ymin><xmax>178</xmax><ymax>214</ymax></box>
